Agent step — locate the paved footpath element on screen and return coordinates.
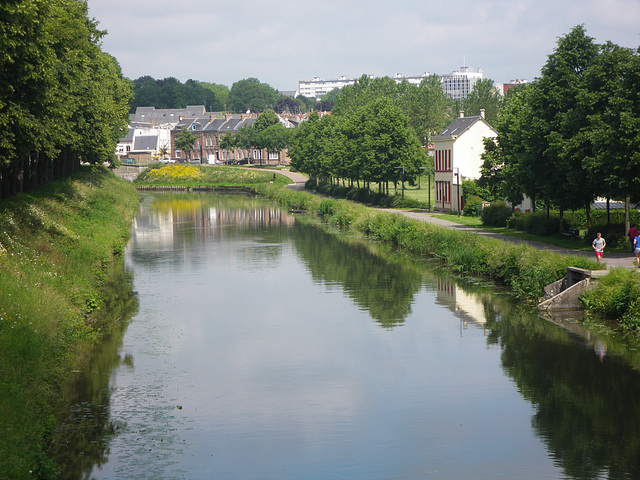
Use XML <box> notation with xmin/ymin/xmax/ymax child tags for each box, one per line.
<box><xmin>271</xmin><ymin>169</ymin><xmax>635</xmax><ymax>270</ymax></box>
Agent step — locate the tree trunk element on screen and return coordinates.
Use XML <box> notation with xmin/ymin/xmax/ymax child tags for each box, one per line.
<box><xmin>625</xmin><ymin>196</ymin><xmax>630</xmax><ymax>238</ymax></box>
<box><xmin>558</xmin><ymin>209</ymin><xmax>564</xmax><ymax>236</ymax></box>
<box><xmin>585</xmin><ymin>202</ymin><xmax>592</xmax><ymax>229</ymax></box>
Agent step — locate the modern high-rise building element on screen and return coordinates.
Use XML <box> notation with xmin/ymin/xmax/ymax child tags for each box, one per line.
<box><xmin>297</xmin><ymin>67</ymin><xmax>484</xmax><ymax>100</ymax></box>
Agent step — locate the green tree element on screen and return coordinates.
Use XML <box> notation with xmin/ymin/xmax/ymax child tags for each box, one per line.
<box><xmin>296</xmin><ymin>95</ymin><xmax>317</xmax><ymax>112</ymax></box>
<box><xmin>275</xmin><ymin>96</ymin><xmax>303</xmax><ymax>114</ymax></box>
<box><xmin>228</xmin><ymin>77</ymin><xmax>279</xmax><ymax>113</ymax></box>
<box><xmin>253</xmin><ymin>110</ymin><xmax>280</xmax><ymax>132</ymax></box>
<box><xmin>131</xmin><ymin>76</ymin><xmax>163</xmax><ymax>111</ymax></box>
<box><xmin>332</xmin><ymin>97</ymin><xmax>424</xmax><ymax>192</ymax></box>
<box><xmin>461</xmin><ymin>78</ymin><xmax>503</xmax><ymax>126</ymax></box>
<box><xmin>174</xmin><ymin>130</ymin><xmax>197</xmax><ymax>160</ymax></box>
<box><xmin>533</xmin><ymin>25</ymin><xmax>601</xmax><ymax>225</ymax></box>
<box><xmin>0</xmin><ymin>0</ymin><xmax>132</xmax><ymax>198</ymax></box>
<box><xmin>400</xmin><ymin>75</ymin><xmax>452</xmax><ymax>146</ymax></box>
<box><xmin>479</xmin><ymin>85</ymin><xmax>533</xmax><ymax>206</ymax></box>
<box><xmin>583</xmin><ymin>42</ymin><xmax>640</xmax><ymax>204</ymax></box>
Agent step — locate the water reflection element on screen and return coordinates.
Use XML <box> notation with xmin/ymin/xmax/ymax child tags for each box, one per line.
<box><xmin>53</xmin><ymin>260</ymin><xmax>138</xmax><ymax>479</ymax></box>
<box><xmin>292</xmin><ymin>225</ymin><xmax>424</xmax><ymax>328</ymax></box>
<box><xmin>428</xmin><ymin>274</ymin><xmax>640</xmax><ymax>479</ymax></box>
<box><xmin>484</xmin><ymin>305</ymin><xmax>640</xmax><ymax>479</ymax></box>
<box><xmin>130</xmin><ymin>193</ymin><xmax>295</xmax><ymax>268</ymax></box>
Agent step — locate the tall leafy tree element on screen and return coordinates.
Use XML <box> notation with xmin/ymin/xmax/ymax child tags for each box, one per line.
<box><xmin>535</xmin><ymin>25</ymin><xmax>600</xmax><ymax>224</ymax></box>
<box><xmin>584</xmin><ymin>42</ymin><xmax>640</xmax><ymax>203</ymax></box>
<box><xmin>461</xmin><ymin>78</ymin><xmax>503</xmax><ymax>126</ymax></box>
<box><xmin>0</xmin><ymin>0</ymin><xmax>132</xmax><ymax>198</ymax></box>
<box><xmin>400</xmin><ymin>75</ymin><xmax>452</xmax><ymax>146</ymax></box>
<box><xmin>174</xmin><ymin>130</ymin><xmax>196</xmax><ymax>160</ymax></box>
<box><xmin>228</xmin><ymin>77</ymin><xmax>279</xmax><ymax>113</ymax></box>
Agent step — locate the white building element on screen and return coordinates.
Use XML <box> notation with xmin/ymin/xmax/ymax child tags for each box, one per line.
<box><xmin>432</xmin><ymin>110</ymin><xmax>497</xmax><ymax>213</ymax></box>
<box><xmin>297</xmin><ymin>67</ymin><xmax>483</xmax><ymax>100</ymax></box>
<box><xmin>116</xmin><ymin>125</ymin><xmax>172</xmax><ymax>163</ymax></box>
<box><xmin>297</xmin><ymin>76</ymin><xmax>361</xmax><ymax>99</ymax></box>
<box><xmin>439</xmin><ymin>66</ymin><xmax>484</xmax><ymax>100</ymax></box>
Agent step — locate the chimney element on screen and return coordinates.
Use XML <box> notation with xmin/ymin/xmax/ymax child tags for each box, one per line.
<box><xmin>459</xmin><ymin>110</ymin><xmax>464</xmax><ymax>118</ymax></box>
<box><xmin>480</xmin><ymin>109</ymin><xmax>485</xmax><ymax>119</ymax></box>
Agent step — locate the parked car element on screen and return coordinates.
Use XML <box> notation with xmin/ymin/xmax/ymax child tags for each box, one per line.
<box><xmin>160</xmin><ymin>158</ymin><xmax>176</xmax><ymax>164</ymax></box>
<box><xmin>189</xmin><ymin>158</ymin><xmax>202</xmax><ymax>164</ymax></box>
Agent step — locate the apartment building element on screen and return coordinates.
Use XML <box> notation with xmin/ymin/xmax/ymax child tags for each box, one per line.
<box><xmin>297</xmin><ymin>67</ymin><xmax>483</xmax><ymax>100</ymax></box>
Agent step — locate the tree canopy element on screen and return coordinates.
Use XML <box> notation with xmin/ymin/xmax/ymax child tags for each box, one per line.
<box><xmin>0</xmin><ymin>0</ymin><xmax>133</xmax><ymax>199</ymax></box>
<box><xmin>130</xmin><ymin>76</ymin><xmax>228</xmax><ymax>112</ymax></box>
<box><xmin>289</xmin><ymin>86</ymin><xmax>427</xmax><ymax>192</ymax></box>
<box><xmin>479</xmin><ymin>25</ymin><xmax>640</xmax><ymax>227</ymax></box>
<box><xmin>228</xmin><ymin>77</ymin><xmax>280</xmax><ymax>113</ymax></box>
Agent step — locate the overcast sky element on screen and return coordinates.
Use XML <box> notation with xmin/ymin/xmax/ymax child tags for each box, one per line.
<box><xmin>86</xmin><ymin>0</ymin><xmax>640</xmax><ymax>92</ymax></box>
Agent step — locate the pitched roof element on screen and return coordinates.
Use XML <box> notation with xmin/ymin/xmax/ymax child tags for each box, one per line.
<box><xmin>433</xmin><ymin>115</ymin><xmax>497</xmax><ymax>140</ymax></box>
<box><xmin>132</xmin><ymin>135</ymin><xmax>159</xmax><ymax>151</ymax></box>
<box><xmin>129</xmin><ymin>105</ymin><xmax>209</xmax><ymax>124</ymax></box>
<box><xmin>204</xmin><ymin>118</ymin><xmax>226</xmax><ymax>131</ymax></box>
<box><xmin>219</xmin><ymin>118</ymin><xmax>242</xmax><ymax>132</ymax></box>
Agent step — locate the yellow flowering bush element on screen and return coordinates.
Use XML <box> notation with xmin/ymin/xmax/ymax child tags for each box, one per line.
<box><xmin>135</xmin><ymin>165</ymin><xmax>289</xmax><ymax>187</ymax></box>
<box><xmin>146</xmin><ymin>165</ymin><xmax>203</xmax><ymax>183</ymax></box>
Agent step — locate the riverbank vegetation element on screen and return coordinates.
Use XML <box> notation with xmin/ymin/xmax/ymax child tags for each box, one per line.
<box><xmin>254</xmin><ymin>183</ymin><xmax>601</xmax><ymax>301</ymax></box>
<box><xmin>0</xmin><ymin>167</ymin><xmax>138</xmax><ymax>479</ymax></box>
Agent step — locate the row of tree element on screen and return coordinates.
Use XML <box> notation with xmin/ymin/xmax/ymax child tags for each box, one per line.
<box><xmin>479</xmin><ymin>25</ymin><xmax>640</xmax><ymax>227</ymax></box>
<box><xmin>130</xmin><ymin>76</ymin><xmax>321</xmax><ymax>115</ymax></box>
<box><xmin>287</xmin><ymin>74</ymin><xmax>476</xmax><ymax>191</ymax></box>
<box><xmin>0</xmin><ymin>0</ymin><xmax>132</xmax><ymax>199</ymax></box>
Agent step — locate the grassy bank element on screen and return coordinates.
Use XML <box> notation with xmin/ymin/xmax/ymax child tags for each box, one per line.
<box><xmin>133</xmin><ymin>164</ymin><xmax>291</xmax><ymax>188</ymax></box>
<box><xmin>0</xmin><ymin>166</ymin><xmax>138</xmax><ymax>479</ymax></box>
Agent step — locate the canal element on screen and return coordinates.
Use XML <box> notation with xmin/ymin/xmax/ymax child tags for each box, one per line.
<box><xmin>60</xmin><ymin>193</ymin><xmax>640</xmax><ymax>479</ymax></box>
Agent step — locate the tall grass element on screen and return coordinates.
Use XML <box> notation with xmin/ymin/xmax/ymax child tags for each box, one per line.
<box><xmin>0</xmin><ymin>166</ymin><xmax>138</xmax><ymax>479</ymax></box>
<box><xmin>580</xmin><ymin>268</ymin><xmax>640</xmax><ymax>330</ymax></box>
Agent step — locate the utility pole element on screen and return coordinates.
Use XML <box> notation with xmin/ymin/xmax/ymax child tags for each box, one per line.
<box><xmin>456</xmin><ymin>168</ymin><xmax>461</xmax><ymax>216</ymax></box>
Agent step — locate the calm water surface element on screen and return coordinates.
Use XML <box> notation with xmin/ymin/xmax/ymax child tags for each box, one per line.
<box><xmin>62</xmin><ymin>194</ymin><xmax>640</xmax><ymax>480</ymax></box>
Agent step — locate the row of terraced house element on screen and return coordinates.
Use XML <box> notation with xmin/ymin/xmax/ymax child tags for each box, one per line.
<box><xmin>116</xmin><ymin>105</ymin><xmax>303</xmax><ymax>166</ymax></box>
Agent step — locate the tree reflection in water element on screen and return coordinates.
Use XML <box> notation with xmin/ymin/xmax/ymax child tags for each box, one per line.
<box><xmin>52</xmin><ymin>260</ymin><xmax>138</xmax><ymax>479</ymax></box>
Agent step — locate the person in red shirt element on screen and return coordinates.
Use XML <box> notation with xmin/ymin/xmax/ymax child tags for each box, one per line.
<box><xmin>629</xmin><ymin>225</ymin><xmax>638</xmax><ymax>253</ymax></box>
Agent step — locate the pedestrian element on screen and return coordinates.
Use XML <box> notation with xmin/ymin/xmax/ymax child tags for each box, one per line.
<box><xmin>592</xmin><ymin>232</ymin><xmax>606</xmax><ymax>263</ymax></box>
<box><xmin>634</xmin><ymin>232</ymin><xmax>640</xmax><ymax>266</ymax></box>
<box><xmin>629</xmin><ymin>225</ymin><xmax>638</xmax><ymax>253</ymax></box>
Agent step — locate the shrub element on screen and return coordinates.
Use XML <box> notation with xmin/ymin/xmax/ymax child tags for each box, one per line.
<box><xmin>481</xmin><ymin>201</ymin><xmax>512</xmax><ymax>227</ymax></box>
<box><xmin>580</xmin><ymin>268</ymin><xmax>640</xmax><ymax>323</ymax></box>
<box><xmin>463</xmin><ymin>195</ymin><xmax>483</xmax><ymax>217</ymax></box>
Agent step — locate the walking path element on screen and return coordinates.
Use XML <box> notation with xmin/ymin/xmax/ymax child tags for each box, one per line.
<box><xmin>271</xmin><ymin>168</ymin><xmax>635</xmax><ymax>270</ymax></box>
